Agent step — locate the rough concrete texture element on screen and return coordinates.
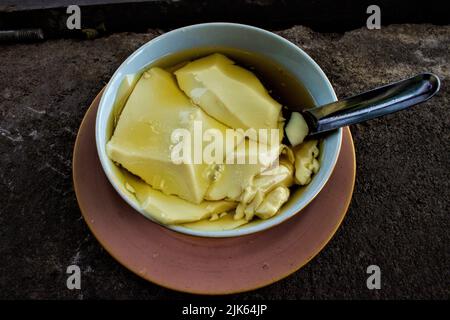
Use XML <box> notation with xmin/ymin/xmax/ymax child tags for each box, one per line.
<box><xmin>0</xmin><ymin>24</ymin><xmax>448</xmax><ymax>299</ymax></box>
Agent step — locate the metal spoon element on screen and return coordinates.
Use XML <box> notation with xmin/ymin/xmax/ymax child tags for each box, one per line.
<box><xmin>301</xmin><ymin>73</ymin><xmax>441</xmax><ymax>135</ymax></box>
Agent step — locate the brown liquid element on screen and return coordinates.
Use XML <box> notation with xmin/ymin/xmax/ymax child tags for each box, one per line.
<box><xmin>152</xmin><ymin>47</ymin><xmax>316</xmax><ymax>112</ymax></box>
<box><xmin>110</xmin><ymin>47</ymin><xmax>316</xmax><ymax>139</ymax></box>
<box><xmin>109</xmin><ymin>48</ymin><xmax>320</xmax><ymax>227</ymax></box>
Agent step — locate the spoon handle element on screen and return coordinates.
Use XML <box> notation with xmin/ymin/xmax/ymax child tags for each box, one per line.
<box><xmin>303</xmin><ymin>73</ymin><xmax>441</xmax><ymax>135</ymax></box>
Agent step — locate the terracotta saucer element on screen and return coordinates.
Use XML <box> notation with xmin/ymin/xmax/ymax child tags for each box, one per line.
<box><xmin>73</xmin><ymin>91</ymin><xmax>356</xmax><ymax>295</ymax></box>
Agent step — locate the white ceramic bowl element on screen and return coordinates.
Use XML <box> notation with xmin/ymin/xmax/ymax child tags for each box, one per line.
<box><xmin>96</xmin><ymin>22</ymin><xmax>342</xmax><ymax>237</ymax></box>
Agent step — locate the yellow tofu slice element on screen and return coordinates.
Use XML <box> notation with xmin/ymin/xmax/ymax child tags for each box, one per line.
<box><xmin>204</xmin><ymin>138</ymin><xmax>282</xmax><ymax>201</ymax></box>
<box><xmin>123</xmin><ymin>171</ymin><xmax>237</xmax><ymax>224</ymax></box>
<box><xmin>293</xmin><ymin>140</ymin><xmax>320</xmax><ymax>185</ymax></box>
<box><xmin>182</xmin><ymin>213</ymin><xmax>248</xmax><ymax>231</ymax></box>
<box><xmin>255</xmin><ymin>186</ymin><xmax>290</xmax><ymax>219</ymax></box>
<box><xmin>285</xmin><ymin>111</ymin><xmax>309</xmax><ymax>147</ymax></box>
<box><xmin>175</xmin><ymin>53</ymin><xmax>282</xmax><ymax>135</ymax></box>
<box><xmin>107</xmin><ymin>67</ymin><xmax>231</xmax><ymax>204</ymax></box>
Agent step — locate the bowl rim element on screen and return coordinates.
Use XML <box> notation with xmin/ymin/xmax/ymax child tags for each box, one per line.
<box><xmin>95</xmin><ymin>22</ymin><xmax>342</xmax><ymax>238</ymax></box>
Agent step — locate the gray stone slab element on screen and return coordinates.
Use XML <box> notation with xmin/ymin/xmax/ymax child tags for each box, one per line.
<box><xmin>0</xmin><ymin>24</ymin><xmax>448</xmax><ymax>299</ymax></box>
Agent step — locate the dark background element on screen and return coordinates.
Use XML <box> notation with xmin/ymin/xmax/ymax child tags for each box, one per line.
<box><xmin>0</xmin><ymin>0</ymin><xmax>449</xmax><ymax>37</ymax></box>
<box><xmin>0</xmin><ymin>1</ymin><xmax>449</xmax><ymax>299</ymax></box>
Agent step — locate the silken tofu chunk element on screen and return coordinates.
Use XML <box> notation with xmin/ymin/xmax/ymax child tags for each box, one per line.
<box><xmin>122</xmin><ymin>171</ymin><xmax>237</xmax><ymax>224</ymax></box>
<box><xmin>175</xmin><ymin>53</ymin><xmax>282</xmax><ymax>134</ymax></box>
<box><xmin>204</xmin><ymin>139</ymin><xmax>282</xmax><ymax>201</ymax></box>
<box><xmin>294</xmin><ymin>140</ymin><xmax>320</xmax><ymax>185</ymax></box>
<box><xmin>106</xmin><ymin>67</ymin><xmax>230</xmax><ymax>204</ymax></box>
<box><xmin>255</xmin><ymin>186</ymin><xmax>290</xmax><ymax>219</ymax></box>
<box><xmin>285</xmin><ymin>112</ymin><xmax>309</xmax><ymax>147</ymax></box>
<box><xmin>182</xmin><ymin>212</ymin><xmax>249</xmax><ymax>231</ymax></box>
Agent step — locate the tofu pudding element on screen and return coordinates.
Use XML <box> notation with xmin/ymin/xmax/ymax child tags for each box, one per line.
<box><xmin>106</xmin><ymin>49</ymin><xmax>321</xmax><ymax>231</ymax></box>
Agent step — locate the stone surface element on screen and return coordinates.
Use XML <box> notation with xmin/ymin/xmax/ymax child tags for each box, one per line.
<box><xmin>0</xmin><ymin>24</ymin><xmax>448</xmax><ymax>299</ymax></box>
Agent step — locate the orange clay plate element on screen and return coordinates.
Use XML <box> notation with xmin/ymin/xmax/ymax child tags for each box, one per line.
<box><xmin>73</xmin><ymin>92</ymin><xmax>356</xmax><ymax>295</ymax></box>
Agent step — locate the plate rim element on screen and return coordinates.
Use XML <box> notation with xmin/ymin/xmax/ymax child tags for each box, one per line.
<box><xmin>72</xmin><ymin>92</ymin><xmax>356</xmax><ymax>295</ymax></box>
